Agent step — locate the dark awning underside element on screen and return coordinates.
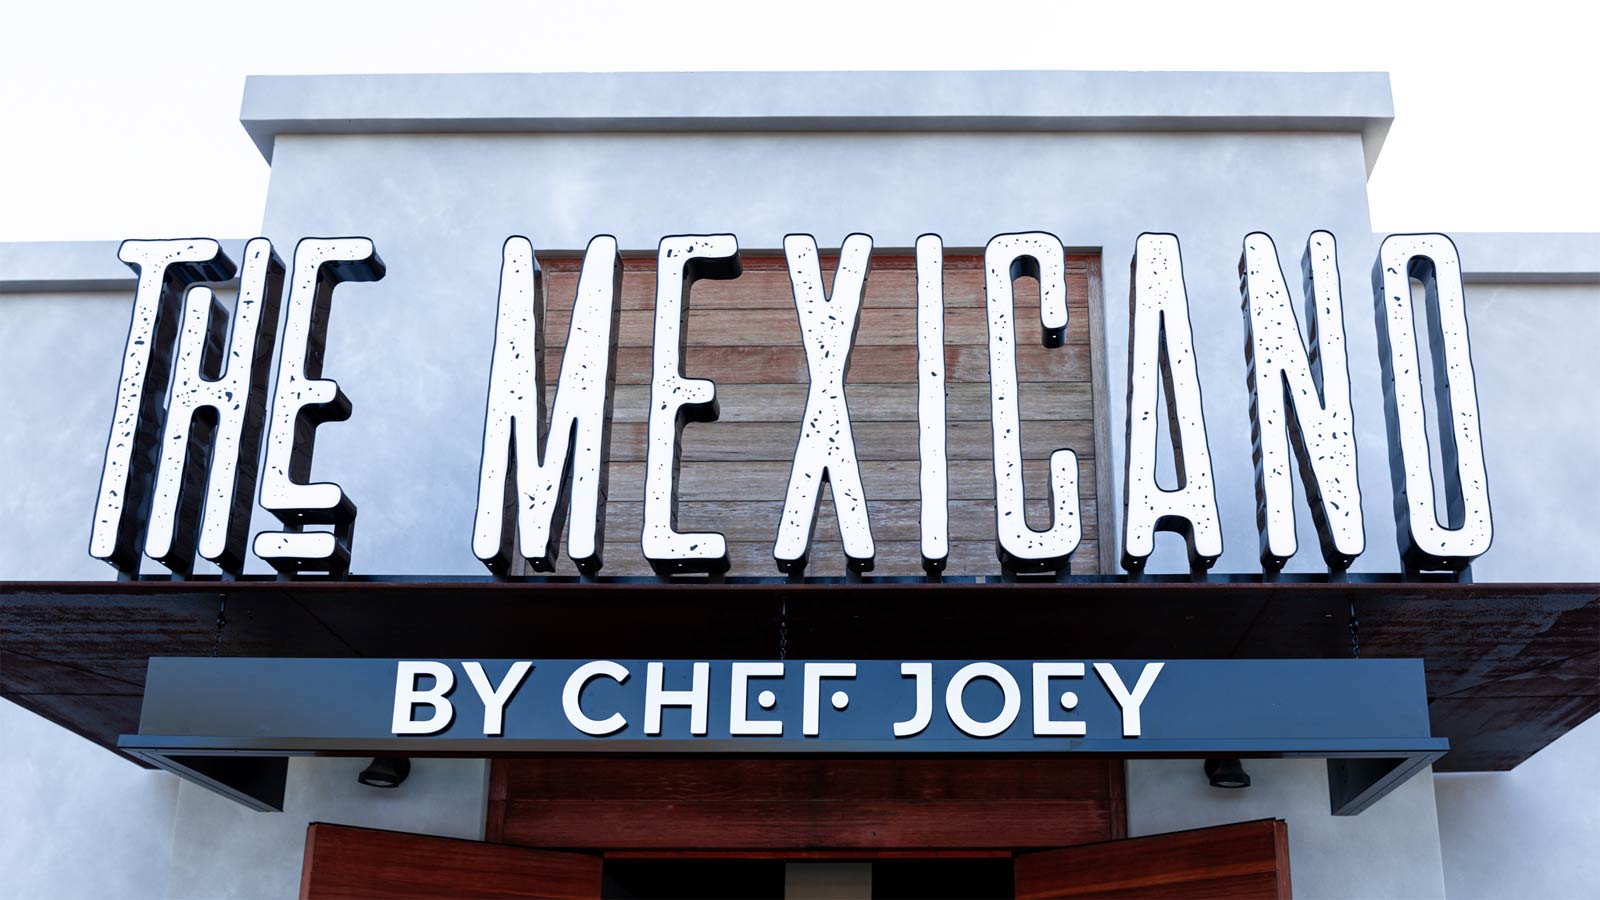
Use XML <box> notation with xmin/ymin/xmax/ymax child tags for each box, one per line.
<box><xmin>2</xmin><ymin>575</ymin><xmax>1594</xmax><ymax>773</ymax></box>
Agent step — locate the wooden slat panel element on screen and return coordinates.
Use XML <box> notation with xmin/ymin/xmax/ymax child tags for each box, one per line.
<box><xmin>1085</xmin><ymin>255</ymin><xmax>1118</xmax><ymax>573</ymax></box>
<box><xmin>547</xmin><ymin>343</ymin><xmax>1094</xmax><ymax>384</ymax></box>
<box><xmin>544</xmin><ymin>307</ymin><xmax>1094</xmax><ymax>350</ymax></box>
<box><xmin>603</xmin><ymin>849</ymin><xmax>1012</xmax><ymax>860</ymax></box>
<box><xmin>545</xmin><ymin>255</ymin><xmax>1089</xmax><ymax>310</ymax></box>
<box><xmin>600</xmin><ymin>420</ymin><xmax>1096</xmax><ymax>462</ymax></box>
<box><xmin>573</xmin><ymin>539</ymin><xmax>1099</xmax><ymax>578</ymax></box>
<box><xmin>490</xmin><ymin>758</ymin><xmax>1121</xmax><ymax>851</ymax></box>
<box><xmin>549</xmin><ymin>494</ymin><xmax>1101</xmax><ymax>576</ymax></box>
<box><xmin>499</xmin><ymin>757</ymin><xmax>1109</xmax><ymax>801</ymax></box>
<box><xmin>300</xmin><ymin>823</ymin><xmax>600</xmax><ymax>900</ymax></box>
<box><xmin>526</xmin><ymin>251</ymin><xmax>1107</xmax><ymax>576</ymax></box>
<box><xmin>502</xmin><ymin>799</ymin><xmax>1110</xmax><ymax>850</ymax></box>
<box><xmin>602</xmin><ymin>499</ymin><xmax>1098</xmax><ymax>542</ymax></box>
<box><xmin>1015</xmin><ymin>819</ymin><xmax>1291</xmax><ymax>900</ymax></box>
<box><xmin>589</xmin><ymin>383</ymin><xmax>1096</xmax><ymax>423</ymax></box>
<box><xmin>606</xmin><ymin>458</ymin><xmax>1099</xmax><ymax>501</ymax></box>
<box><xmin>545</xmin><ymin>306</ymin><xmax>1091</xmax><ymax>347</ymax></box>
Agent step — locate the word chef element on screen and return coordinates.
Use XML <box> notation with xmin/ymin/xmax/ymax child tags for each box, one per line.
<box><xmin>90</xmin><ymin>230</ymin><xmax>1491</xmax><ymax>579</ymax></box>
<box><xmin>391</xmin><ymin>660</ymin><xmax>1165</xmax><ymax>740</ymax></box>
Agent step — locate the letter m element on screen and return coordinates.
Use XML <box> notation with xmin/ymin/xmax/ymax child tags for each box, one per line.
<box><xmin>472</xmin><ymin>235</ymin><xmax>622</xmax><ymax>575</ymax></box>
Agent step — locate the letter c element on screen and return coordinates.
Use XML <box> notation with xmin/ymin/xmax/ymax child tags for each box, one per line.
<box><xmin>563</xmin><ymin>660</ymin><xmax>630</xmax><ymax>736</ymax></box>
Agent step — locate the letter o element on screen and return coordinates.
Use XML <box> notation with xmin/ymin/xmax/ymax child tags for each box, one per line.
<box><xmin>945</xmin><ymin>662</ymin><xmax>1021</xmax><ymax>737</ymax></box>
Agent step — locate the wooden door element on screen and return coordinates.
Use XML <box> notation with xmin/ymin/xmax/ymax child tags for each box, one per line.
<box><xmin>1014</xmin><ymin>819</ymin><xmax>1291</xmax><ymax>899</ymax></box>
<box><xmin>300</xmin><ymin>823</ymin><xmax>601</xmax><ymax>900</ymax></box>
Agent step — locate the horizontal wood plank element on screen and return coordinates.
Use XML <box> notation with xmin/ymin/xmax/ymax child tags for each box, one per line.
<box><xmin>500</xmin><ymin>757</ymin><xmax>1113</xmax><ymax>802</ymax></box>
<box><xmin>602</xmin><ymin>850</ymin><xmax>1012</xmax><ymax>860</ymax></box>
<box><xmin>543</xmin><ymin>306</ymin><xmax>1091</xmax><ymax>348</ymax></box>
<box><xmin>498</xmin><ymin>799</ymin><xmax>1112</xmax><ymax>850</ymax></box>
<box><xmin>600</xmin><ymin>499</ymin><xmax>1098</xmax><ymax>543</ymax></box>
<box><xmin>547</xmin><ymin>343</ymin><xmax>1093</xmax><ymax>384</ymax></box>
<box><xmin>572</xmin><ymin>538</ymin><xmax>1100</xmax><ymax>577</ymax></box>
<box><xmin>491</xmin><ymin>758</ymin><xmax>1119</xmax><ymax>852</ymax></box>
<box><xmin>598</xmin><ymin>420</ymin><xmax>1095</xmax><ymax>462</ymax></box>
<box><xmin>543</xmin><ymin>256</ymin><xmax>1090</xmax><ymax>311</ymax></box>
<box><xmin>584</xmin><ymin>383</ymin><xmax>1096</xmax><ymax>423</ymax></box>
<box><xmin>606</xmin><ymin>458</ymin><xmax>1099</xmax><ymax>502</ymax></box>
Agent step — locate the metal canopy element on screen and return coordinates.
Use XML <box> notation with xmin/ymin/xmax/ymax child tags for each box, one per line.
<box><xmin>2</xmin><ymin>575</ymin><xmax>1594</xmax><ymax>774</ymax></box>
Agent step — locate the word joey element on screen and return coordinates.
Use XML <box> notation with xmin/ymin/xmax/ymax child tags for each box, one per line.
<box><xmin>91</xmin><ymin>231</ymin><xmax>1491</xmax><ymax>578</ymax></box>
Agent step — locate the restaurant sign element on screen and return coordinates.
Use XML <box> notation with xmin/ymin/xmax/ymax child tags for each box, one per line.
<box><xmin>88</xmin><ymin>229</ymin><xmax>1491</xmax><ymax>579</ymax></box>
<box><xmin>119</xmin><ymin>656</ymin><xmax>1447</xmax><ymax>816</ymax></box>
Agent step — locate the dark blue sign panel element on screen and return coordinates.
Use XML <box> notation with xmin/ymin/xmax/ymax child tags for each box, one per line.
<box><xmin>121</xmin><ymin>657</ymin><xmax>1445</xmax><ymax>816</ymax></box>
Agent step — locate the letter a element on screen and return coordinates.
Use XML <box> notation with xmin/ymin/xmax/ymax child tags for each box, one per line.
<box><xmin>1122</xmin><ymin>234</ymin><xmax>1223</xmax><ymax>573</ymax></box>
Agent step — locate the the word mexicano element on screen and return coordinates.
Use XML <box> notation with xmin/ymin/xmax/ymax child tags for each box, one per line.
<box><xmin>88</xmin><ymin>230</ymin><xmax>1491</xmax><ymax>579</ymax></box>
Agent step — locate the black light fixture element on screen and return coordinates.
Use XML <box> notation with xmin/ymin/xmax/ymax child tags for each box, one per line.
<box><xmin>1204</xmin><ymin>758</ymin><xmax>1251</xmax><ymax>789</ymax></box>
<box><xmin>358</xmin><ymin>757</ymin><xmax>411</xmax><ymax>789</ymax></box>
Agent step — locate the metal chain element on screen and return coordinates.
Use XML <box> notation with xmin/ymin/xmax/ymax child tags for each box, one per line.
<box><xmin>779</xmin><ymin>599</ymin><xmax>788</xmax><ymax>661</ymax></box>
<box><xmin>1348</xmin><ymin>599</ymin><xmax>1361</xmax><ymax>659</ymax></box>
<box><xmin>210</xmin><ymin>594</ymin><xmax>228</xmax><ymax>658</ymax></box>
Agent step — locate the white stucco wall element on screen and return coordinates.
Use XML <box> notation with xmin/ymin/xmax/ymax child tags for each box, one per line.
<box><xmin>1428</xmin><ymin>278</ymin><xmax>1600</xmax><ymax>900</ymax></box>
<box><xmin>1435</xmin><ymin>717</ymin><xmax>1600</xmax><ymax>900</ymax></box>
<box><xmin>1127</xmin><ymin>758</ymin><xmax>1448</xmax><ymax>899</ymax></box>
<box><xmin>1459</xmin><ymin>280</ymin><xmax>1600</xmax><ymax>585</ymax></box>
<box><xmin>0</xmin><ymin>698</ymin><xmax>179</xmax><ymax>900</ymax></box>
<box><xmin>0</xmin><ymin>286</ymin><xmax>175</xmax><ymax>900</ymax></box>
<box><xmin>164</xmin><ymin>758</ymin><xmax>488</xmax><ymax>900</ymax></box>
<box><xmin>0</xmin><ymin>705</ymin><xmax>485</xmax><ymax>900</ymax></box>
<box><xmin>0</xmin><ymin>287</ymin><xmax>144</xmax><ymax>580</ymax></box>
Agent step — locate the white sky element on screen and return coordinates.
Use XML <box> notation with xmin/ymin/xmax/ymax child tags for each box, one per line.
<box><xmin>1</xmin><ymin>0</ymin><xmax>1595</xmax><ymax>242</ymax></box>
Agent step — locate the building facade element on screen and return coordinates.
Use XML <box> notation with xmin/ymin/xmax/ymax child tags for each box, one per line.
<box><xmin>0</xmin><ymin>70</ymin><xmax>1596</xmax><ymax>899</ymax></box>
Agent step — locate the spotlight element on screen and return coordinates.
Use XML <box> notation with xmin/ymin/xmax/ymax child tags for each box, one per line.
<box><xmin>1204</xmin><ymin>758</ymin><xmax>1251</xmax><ymax>789</ymax></box>
<box><xmin>358</xmin><ymin>757</ymin><xmax>411</xmax><ymax>789</ymax></box>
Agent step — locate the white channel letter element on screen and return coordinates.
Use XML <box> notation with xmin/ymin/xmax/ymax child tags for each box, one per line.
<box><xmin>1241</xmin><ymin>232</ymin><xmax>1365</xmax><ymax>571</ymax></box>
<box><xmin>644</xmin><ymin>661</ymin><xmax>710</xmax><ymax>736</ymax></box>
<box><xmin>773</xmin><ymin>234</ymin><xmax>876</xmax><ymax>574</ymax></box>
<box><xmin>643</xmin><ymin>235</ymin><xmax>741</xmax><ymax>576</ymax></box>
<box><xmin>730</xmin><ymin>661</ymin><xmax>785</xmax><ymax>736</ymax></box>
<box><xmin>1122</xmin><ymin>234</ymin><xmax>1223</xmax><ymax>573</ymax></box>
<box><xmin>393</xmin><ymin>660</ymin><xmax>455</xmax><ymax>735</ymax></box>
<box><xmin>463</xmin><ymin>661</ymin><xmax>532</xmax><ymax>736</ymax></box>
<box><xmin>894</xmin><ymin>662</ymin><xmax>934</xmax><ymax>738</ymax></box>
<box><xmin>254</xmin><ymin>237</ymin><xmax>385</xmax><ymax>573</ymax></box>
<box><xmin>915</xmin><ymin>236</ymin><xmax>950</xmax><ymax>574</ymax></box>
<box><xmin>1032</xmin><ymin>662</ymin><xmax>1087</xmax><ymax>737</ymax></box>
<box><xmin>802</xmin><ymin>662</ymin><xmax>857</xmax><ymax>736</ymax></box>
<box><xmin>562</xmin><ymin>660</ymin><xmax>630</xmax><ymax>736</ymax></box>
<box><xmin>1372</xmin><ymin>234</ymin><xmax>1493</xmax><ymax>570</ymax></box>
<box><xmin>1093</xmin><ymin>662</ymin><xmax>1163</xmax><ymax>738</ymax></box>
<box><xmin>144</xmin><ymin>239</ymin><xmax>285</xmax><ymax>575</ymax></box>
<box><xmin>984</xmin><ymin>233</ymin><xmax>1081</xmax><ymax>573</ymax></box>
<box><xmin>945</xmin><ymin>662</ymin><xmax>1021</xmax><ymax>738</ymax></box>
<box><xmin>91</xmin><ymin>238</ymin><xmax>235</xmax><ymax>575</ymax></box>
<box><xmin>473</xmin><ymin>235</ymin><xmax>623</xmax><ymax>575</ymax></box>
